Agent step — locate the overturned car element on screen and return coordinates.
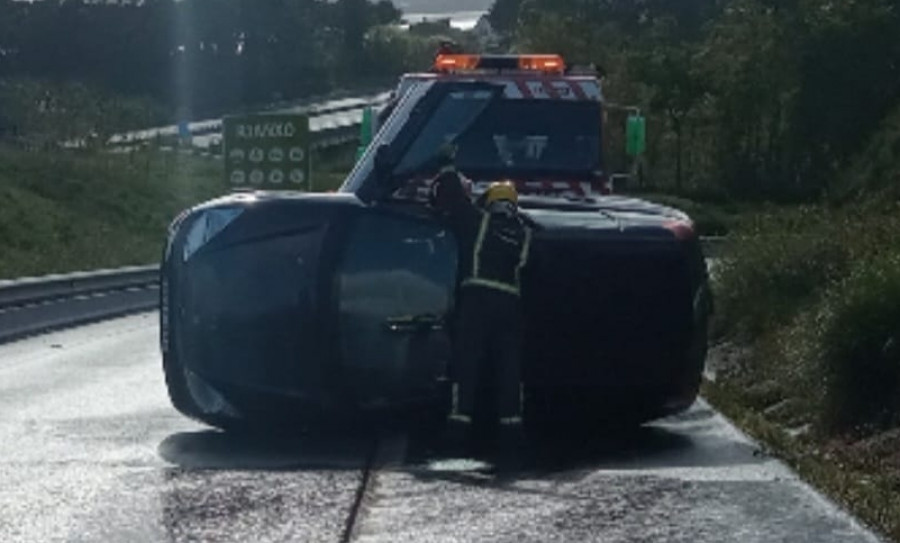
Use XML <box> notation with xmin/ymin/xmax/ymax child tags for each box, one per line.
<box><xmin>160</xmin><ymin>55</ymin><xmax>712</xmax><ymax>432</ymax></box>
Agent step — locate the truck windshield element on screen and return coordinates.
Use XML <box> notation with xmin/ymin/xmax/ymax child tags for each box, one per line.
<box><xmin>393</xmin><ymin>96</ymin><xmax>602</xmax><ymax>179</ymax></box>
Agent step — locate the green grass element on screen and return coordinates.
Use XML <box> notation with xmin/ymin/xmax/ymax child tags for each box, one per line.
<box><xmin>0</xmin><ymin>146</ymin><xmax>223</xmax><ymax>279</ymax></box>
<box><xmin>311</xmin><ymin>144</ymin><xmax>358</xmax><ymax>192</ymax></box>
<box><xmin>0</xmin><ymin>143</ymin><xmax>358</xmax><ymax>280</ymax></box>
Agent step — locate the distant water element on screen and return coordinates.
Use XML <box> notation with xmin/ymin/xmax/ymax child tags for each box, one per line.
<box><xmin>401</xmin><ymin>10</ymin><xmax>486</xmax><ymax>30</ymax></box>
<box><xmin>393</xmin><ymin>0</ymin><xmax>493</xmax><ymax>14</ymax></box>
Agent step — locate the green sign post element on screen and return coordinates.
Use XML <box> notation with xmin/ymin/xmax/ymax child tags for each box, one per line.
<box><xmin>223</xmin><ymin>113</ymin><xmax>311</xmax><ymax>190</ymax></box>
<box><xmin>625</xmin><ymin>114</ymin><xmax>646</xmax><ymax>157</ymax></box>
<box><xmin>356</xmin><ymin>106</ymin><xmax>374</xmax><ymax>161</ymax></box>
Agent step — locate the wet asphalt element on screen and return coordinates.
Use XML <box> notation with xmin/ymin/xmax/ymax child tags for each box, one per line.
<box><xmin>0</xmin><ymin>313</ymin><xmax>886</xmax><ymax>542</ymax></box>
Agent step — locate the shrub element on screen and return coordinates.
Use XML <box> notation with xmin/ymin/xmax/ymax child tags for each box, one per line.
<box><xmin>713</xmin><ymin>205</ymin><xmax>854</xmax><ymax>339</ymax></box>
<box><xmin>836</xmin><ymin>103</ymin><xmax>900</xmax><ymax>202</ymax></box>
<box><xmin>817</xmin><ymin>253</ymin><xmax>900</xmax><ymax>434</ymax></box>
<box><xmin>712</xmin><ymin>200</ymin><xmax>900</xmax><ymax>437</ymax></box>
<box><xmin>0</xmin><ymin>77</ymin><xmax>165</xmax><ymax>146</ymax></box>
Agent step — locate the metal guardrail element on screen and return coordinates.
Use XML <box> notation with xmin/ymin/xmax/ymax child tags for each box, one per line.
<box><xmin>0</xmin><ymin>237</ymin><xmax>728</xmax><ymax>343</ymax></box>
<box><xmin>0</xmin><ymin>265</ymin><xmax>160</xmax><ymax>343</ymax></box>
<box><xmin>0</xmin><ymin>265</ymin><xmax>158</xmax><ymax>310</ymax></box>
<box><xmin>107</xmin><ymin>91</ymin><xmax>392</xmax><ymax>151</ymax></box>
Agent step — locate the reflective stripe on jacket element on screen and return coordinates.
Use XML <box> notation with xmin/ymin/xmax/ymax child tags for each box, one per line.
<box><xmin>461</xmin><ymin>209</ymin><xmax>532</xmax><ymax>296</ymax></box>
<box><xmin>431</xmin><ymin>166</ymin><xmax>532</xmax><ymax>296</ymax></box>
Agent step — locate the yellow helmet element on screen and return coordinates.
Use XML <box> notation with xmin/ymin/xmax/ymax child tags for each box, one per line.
<box><xmin>484</xmin><ymin>181</ymin><xmax>518</xmax><ymax>205</ymax></box>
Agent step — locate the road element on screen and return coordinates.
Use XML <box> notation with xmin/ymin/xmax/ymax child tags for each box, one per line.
<box><xmin>0</xmin><ymin>313</ymin><xmax>885</xmax><ymax>542</ymax></box>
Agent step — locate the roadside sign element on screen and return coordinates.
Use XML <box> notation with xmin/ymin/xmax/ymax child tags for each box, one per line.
<box><xmin>223</xmin><ymin>113</ymin><xmax>311</xmax><ymax>190</ymax></box>
<box><xmin>625</xmin><ymin>114</ymin><xmax>646</xmax><ymax>156</ymax></box>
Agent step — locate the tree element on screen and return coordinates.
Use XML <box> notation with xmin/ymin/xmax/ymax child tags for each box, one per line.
<box><xmin>487</xmin><ymin>0</ymin><xmax>523</xmax><ymax>36</ymax></box>
<box><xmin>0</xmin><ymin>0</ymin><xmax>409</xmax><ymax>123</ymax></box>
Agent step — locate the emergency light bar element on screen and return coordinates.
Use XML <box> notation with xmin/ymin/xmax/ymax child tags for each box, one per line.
<box><xmin>433</xmin><ymin>54</ymin><xmax>566</xmax><ymax>74</ymax></box>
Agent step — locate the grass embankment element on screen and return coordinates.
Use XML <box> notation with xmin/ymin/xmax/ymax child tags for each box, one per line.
<box><xmin>705</xmin><ymin>199</ymin><xmax>900</xmax><ymax>541</ymax></box>
<box><xmin>0</xmin><ymin>144</ymin><xmax>356</xmax><ymax>280</ymax></box>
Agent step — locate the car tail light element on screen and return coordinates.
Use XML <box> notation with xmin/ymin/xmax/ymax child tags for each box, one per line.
<box><xmin>663</xmin><ymin>220</ymin><xmax>696</xmax><ymax>240</ymax></box>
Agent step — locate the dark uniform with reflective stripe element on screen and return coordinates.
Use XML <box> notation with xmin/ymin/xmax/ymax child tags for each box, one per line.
<box><xmin>430</xmin><ymin>165</ymin><xmax>532</xmax><ymax>429</ymax></box>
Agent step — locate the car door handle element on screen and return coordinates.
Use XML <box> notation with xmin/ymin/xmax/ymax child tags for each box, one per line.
<box><xmin>384</xmin><ymin>314</ymin><xmax>445</xmax><ymax>333</ymax></box>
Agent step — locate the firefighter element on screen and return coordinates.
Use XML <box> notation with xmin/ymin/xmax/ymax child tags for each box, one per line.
<box><xmin>428</xmin><ymin>144</ymin><xmax>533</xmax><ymax>458</ymax></box>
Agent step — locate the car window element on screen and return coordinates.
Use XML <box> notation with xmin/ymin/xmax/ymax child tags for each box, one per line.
<box><xmin>394</xmin><ymin>89</ymin><xmax>496</xmax><ymax>175</ymax></box>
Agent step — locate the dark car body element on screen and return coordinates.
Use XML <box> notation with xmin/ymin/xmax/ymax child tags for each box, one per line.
<box><xmin>160</xmin><ymin>77</ymin><xmax>712</xmax><ymax>431</ymax></box>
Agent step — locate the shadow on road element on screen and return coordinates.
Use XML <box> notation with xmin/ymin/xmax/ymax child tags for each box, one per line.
<box><xmin>157</xmin><ymin>402</ymin><xmax>768</xmax><ymax>480</ymax></box>
<box><xmin>158</xmin><ymin>428</ymin><xmax>374</xmax><ymax>471</ymax></box>
<box><xmin>403</xmin><ymin>402</ymin><xmax>770</xmax><ymax>481</ymax></box>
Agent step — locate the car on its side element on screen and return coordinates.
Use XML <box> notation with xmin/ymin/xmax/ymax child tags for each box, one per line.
<box><xmin>159</xmin><ymin>55</ymin><xmax>712</xmax><ymax>432</ymax></box>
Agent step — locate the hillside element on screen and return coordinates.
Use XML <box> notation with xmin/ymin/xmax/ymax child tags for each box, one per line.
<box><xmin>0</xmin><ymin>144</ymin><xmax>355</xmax><ymax>280</ymax></box>
<box><xmin>0</xmin><ymin>149</ymin><xmax>221</xmax><ymax>279</ymax></box>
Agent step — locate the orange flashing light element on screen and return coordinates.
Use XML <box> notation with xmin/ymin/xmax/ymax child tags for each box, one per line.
<box><xmin>433</xmin><ymin>54</ymin><xmax>481</xmax><ymax>72</ymax></box>
<box><xmin>432</xmin><ymin>54</ymin><xmax>566</xmax><ymax>74</ymax></box>
<box><xmin>518</xmin><ymin>55</ymin><xmax>566</xmax><ymax>73</ymax></box>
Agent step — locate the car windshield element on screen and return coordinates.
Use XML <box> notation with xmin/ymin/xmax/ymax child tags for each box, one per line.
<box><xmin>393</xmin><ymin>95</ymin><xmax>601</xmax><ymax>179</ymax></box>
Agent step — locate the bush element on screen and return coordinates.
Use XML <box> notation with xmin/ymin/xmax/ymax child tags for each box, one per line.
<box><xmin>817</xmin><ymin>253</ymin><xmax>900</xmax><ymax>434</ymax></box>
<box><xmin>712</xmin><ymin>200</ymin><xmax>900</xmax><ymax>437</ymax></box>
<box><xmin>0</xmin><ymin>78</ymin><xmax>165</xmax><ymax>146</ymax></box>
<box><xmin>713</xmin><ymin>206</ymin><xmax>854</xmax><ymax>339</ymax></box>
<box><xmin>836</xmin><ymin>103</ymin><xmax>900</xmax><ymax>202</ymax></box>
<box><xmin>715</xmin><ymin>203</ymin><xmax>900</xmax><ymax>340</ymax></box>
